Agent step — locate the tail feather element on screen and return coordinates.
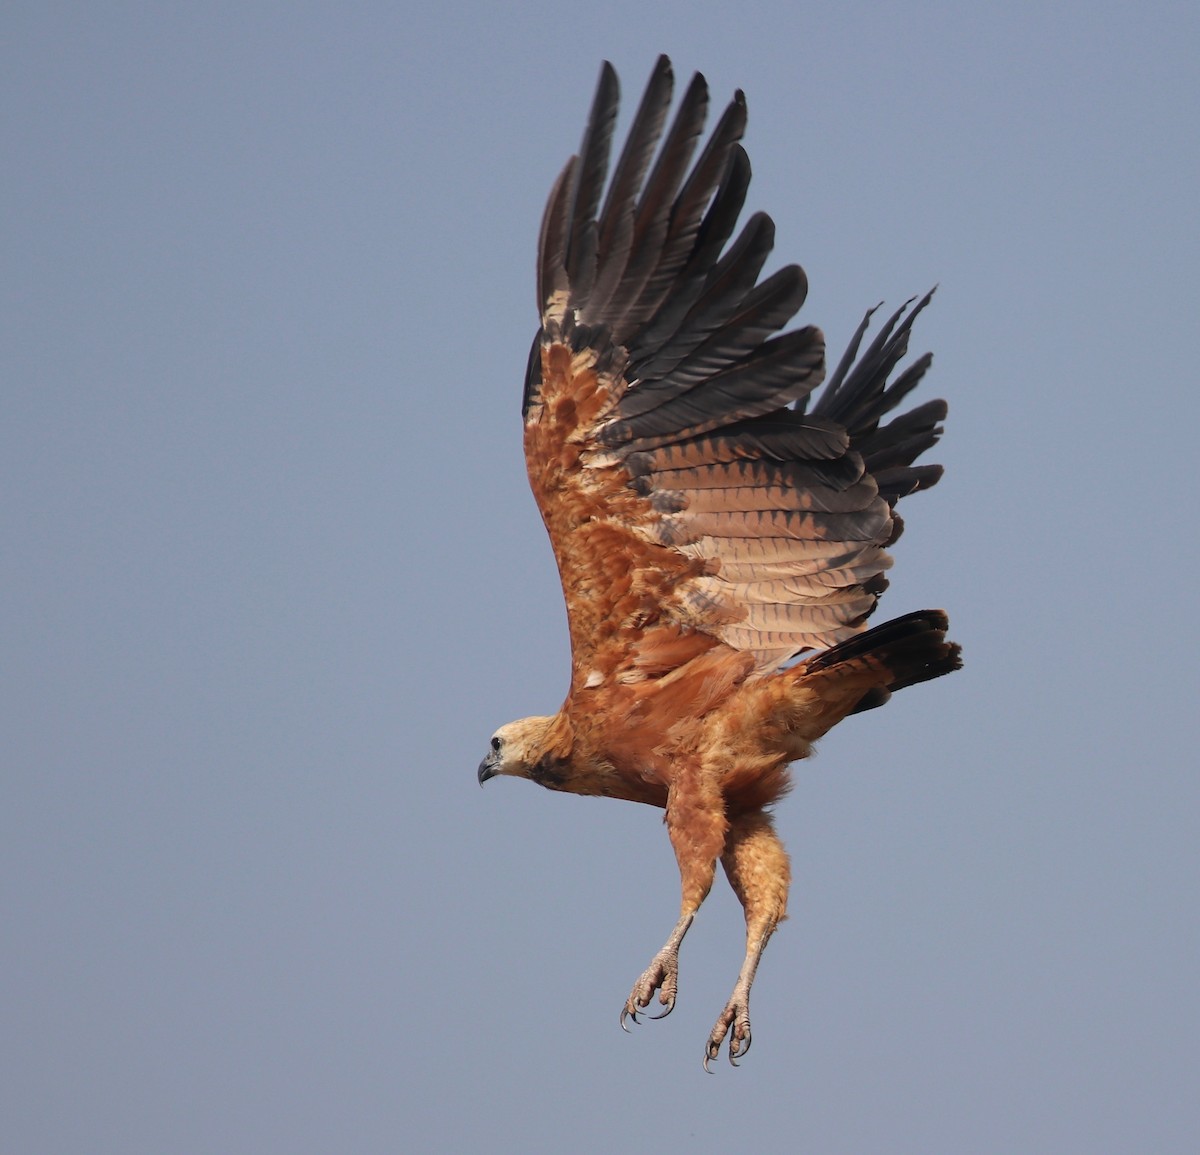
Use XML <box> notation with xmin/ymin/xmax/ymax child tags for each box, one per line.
<box><xmin>804</xmin><ymin>609</ymin><xmax>961</xmax><ymax>714</ymax></box>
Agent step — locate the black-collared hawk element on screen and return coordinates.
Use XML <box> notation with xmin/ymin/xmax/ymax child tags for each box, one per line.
<box><xmin>477</xmin><ymin>56</ymin><xmax>962</xmax><ymax>1069</ymax></box>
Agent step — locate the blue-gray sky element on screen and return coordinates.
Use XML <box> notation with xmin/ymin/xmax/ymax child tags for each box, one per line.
<box><xmin>4</xmin><ymin>2</ymin><xmax>1197</xmax><ymax>1151</ymax></box>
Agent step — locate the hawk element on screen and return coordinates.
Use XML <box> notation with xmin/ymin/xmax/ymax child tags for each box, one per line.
<box><xmin>478</xmin><ymin>56</ymin><xmax>961</xmax><ymax>1068</ymax></box>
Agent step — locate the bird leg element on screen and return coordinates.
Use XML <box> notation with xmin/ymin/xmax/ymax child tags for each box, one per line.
<box><xmin>622</xmin><ymin>763</ymin><xmax>727</xmax><ymax>1029</ymax></box>
<box><xmin>705</xmin><ymin>810</ymin><xmax>791</xmax><ymax>1070</ymax></box>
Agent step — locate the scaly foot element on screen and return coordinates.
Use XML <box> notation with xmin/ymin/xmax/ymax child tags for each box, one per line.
<box><xmin>620</xmin><ymin>947</ymin><xmax>680</xmax><ymax>1029</ymax></box>
<box><xmin>703</xmin><ymin>995</ymin><xmax>751</xmax><ymax>1070</ymax></box>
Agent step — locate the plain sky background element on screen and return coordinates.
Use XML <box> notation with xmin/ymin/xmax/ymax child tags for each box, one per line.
<box><xmin>4</xmin><ymin>2</ymin><xmax>1197</xmax><ymax>1151</ymax></box>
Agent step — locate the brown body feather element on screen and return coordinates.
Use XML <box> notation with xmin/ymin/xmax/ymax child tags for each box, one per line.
<box><xmin>480</xmin><ymin>57</ymin><xmax>961</xmax><ymax>1068</ymax></box>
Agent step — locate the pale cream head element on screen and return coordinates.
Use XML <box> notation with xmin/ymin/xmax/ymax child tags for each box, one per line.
<box><xmin>478</xmin><ymin>716</ymin><xmax>557</xmax><ymax>783</ymax></box>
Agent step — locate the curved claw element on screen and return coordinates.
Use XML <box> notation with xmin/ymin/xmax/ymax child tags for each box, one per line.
<box><xmin>619</xmin><ymin>1007</ymin><xmax>637</xmax><ymax>1032</ymax></box>
<box><xmin>646</xmin><ymin>995</ymin><xmax>676</xmax><ymax>1020</ymax></box>
<box><xmin>728</xmin><ymin>1026</ymin><xmax>752</xmax><ymax>1065</ymax></box>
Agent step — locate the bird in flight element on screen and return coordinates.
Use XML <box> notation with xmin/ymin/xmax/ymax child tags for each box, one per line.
<box><xmin>478</xmin><ymin>56</ymin><xmax>961</xmax><ymax>1069</ymax></box>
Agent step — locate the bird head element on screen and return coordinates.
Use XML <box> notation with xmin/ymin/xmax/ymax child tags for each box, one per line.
<box><xmin>478</xmin><ymin>716</ymin><xmax>559</xmax><ymax>784</ymax></box>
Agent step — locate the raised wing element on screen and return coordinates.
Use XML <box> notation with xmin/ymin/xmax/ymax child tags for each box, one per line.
<box><xmin>524</xmin><ymin>57</ymin><xmax>945</xmax><ymax>683</ymax></box>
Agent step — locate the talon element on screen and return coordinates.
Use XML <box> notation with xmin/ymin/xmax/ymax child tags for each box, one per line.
<box><xmin>706</xmin><ymin>996</ymin><xmax>753</xmax><ymax>1069</ymax></box>
<box><xmin>647</xmin><ymin>994</ymin><xmax>675</xmax><ymax>1020</ymax></box>
<box><xmin>621</xmin><ymin>947</ymin><xmax>680</xmax><ymax>1035</ymax></box>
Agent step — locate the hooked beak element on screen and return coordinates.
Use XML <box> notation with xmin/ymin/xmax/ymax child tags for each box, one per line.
<box><xmin>478</xmin><ymin>752</ymin><xmax>500</xmax><ymax>785</ymax></box>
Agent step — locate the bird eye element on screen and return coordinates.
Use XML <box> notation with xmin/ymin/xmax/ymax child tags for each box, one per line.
<box><xmin>491</xmin><ymin>736</ymin><xmax>502</xmax><ymax>752</ymax></box>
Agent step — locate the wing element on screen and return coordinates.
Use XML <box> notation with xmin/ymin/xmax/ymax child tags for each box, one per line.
<box><xmin>524</xmin><ymin>56</ymin><xmax>946</xmax><ymax>687</ymax></box>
